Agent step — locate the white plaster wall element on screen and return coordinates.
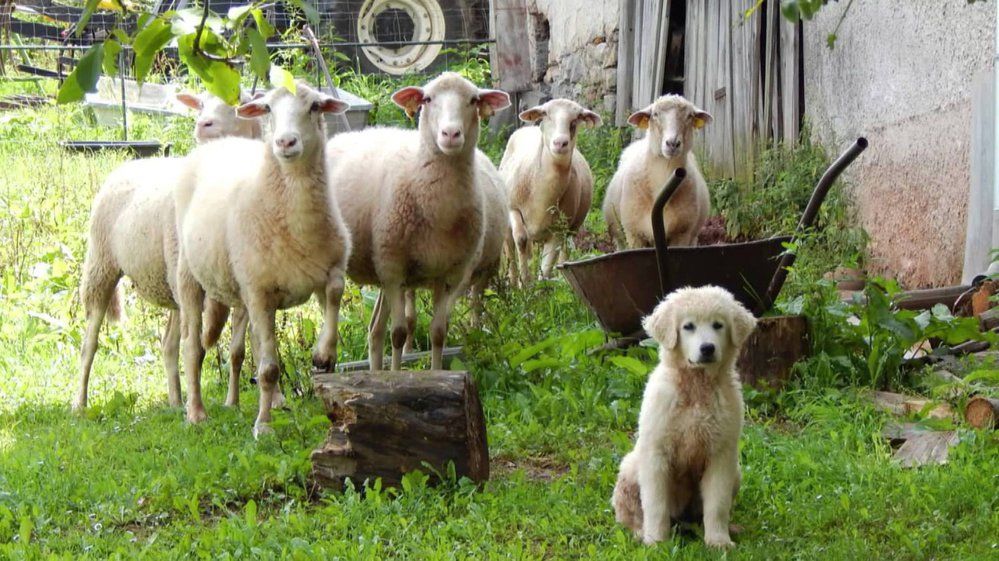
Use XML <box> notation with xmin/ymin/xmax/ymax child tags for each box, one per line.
<box><xmin>803</xmin><ymin>0</ymin><xmax>995</xmax><ymax>287</ymax></box>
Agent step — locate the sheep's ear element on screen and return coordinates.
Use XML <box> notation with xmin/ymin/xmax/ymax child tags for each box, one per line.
<box><xmin>728</xmin><ymin>302</ymin><xmax>757</xmax><ymax>348</ymax></box>
<box><xmin>692</xmin><ymin>110</ymin><xmax>713</xmax><ymax>129</ymax></box>
<box><xmin>238</xmin><ymin>90</ymin><xmax>265</xmax><ymax>104</ymax></box>
<box><xmin>316</xmin><ymin>96</ymin><xmax>350</xmax><ymax>114</ymax></box>
<box><xmin>392</xmin><ymin>87</ymin><xmax>426</xmax><ymax>119</ymax></box>
<box><xmin>519</xmin><ymin>106</ymin><xmax>545</xmax><ymax>123</ymax></box>
<box><xmin>477</xmin><ymin>89</ymin><xmax>511</xmax><ymax>119</ymax></box>
<box><xmin>578</xmin><ymin>110</ymin><xmax>602</xmax><ymax>128</ymax></box>
<box><xmin>627</xmin><ymin>109</ymin><xmax>651</xmax><ymax>130</ymax></box>
<box><xmin>642</xmin><ymin>299</ymin><xmax>678</xmax><ymax>349</ymax></box>
<box><xmin>176</xmin><ymin>93</ymin><xmax>203</xmax><ymax>111</ymax></box>
<box><xmin>236</xmin><ymin>100</ymin><xmax>269</xmax><ymax>118</ymax></box>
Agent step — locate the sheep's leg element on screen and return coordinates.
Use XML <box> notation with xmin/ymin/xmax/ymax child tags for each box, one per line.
<box><xmin>368</xmin><ymin>290</ymin><xmax>389</xmax><ymax>371</ymax></box>
<box><xmin>469</xmin><ymin>277</ymin><xmax>485</xmax><ymax>329</ymax></box>
<box><xmin>246</xmin><ymin>301</ymin><xmax>279</xmax><ymax>438</ymax></box>
<box><xmin>429</xmin><ymin>282</ymin><xmax>460</xmax><ymax>371</ymax></box>
<box><xmin>313</xmin><ymin>265</ymin><xmax>346</xmax><ymax>371</ymax></box>
<box><xmin>384</xmin><ymin>285</ymin><xmax>408</xmax><ymax>371</ymax></box>
<box><xmin>225</xmin><ymin>306</ymin><xmax>249</xmax><ymax>407</ymax></box>
<box><xmin>75</xmin><ymin>274</ymin><xmax>120</xmax><ymax>412</ymax></box>
<box><xmin>510</xmin><ymin>210</ymin><xmax>532</xmax><ymax>288</ymax></box>
<box><xmin>402</xmin><ymin>290</ymin><xmax>417</xmax><ymax>354</ymax></box>
<box><xmin>163</xmin><ymin>310</ymin><xmax>182</xmax><ymax>407</ymax></box>
<box><xmin>539</xmin><ymin>238</ymin><xmax>560</xmax><ymax>280</ymax></box>
<box><xmin>177</xmin><ymin>260</ymin><xmax>207</xmax><ymax>424</ymax></box>
<box><xmin>504</xmin><ymin>230</ymin><xmax>519</xmax><ymax>288</ymax></box>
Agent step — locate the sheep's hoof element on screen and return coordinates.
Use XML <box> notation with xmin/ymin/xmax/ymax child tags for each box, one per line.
<box><xmin>253</xmin><ymin>421</ymin><xmax>274</xmax><ymax>440</ymax></box>
<box><xmin>71</xmin><ymin>400</ymin><xmax>86</xmax><ymax>415</ymax></box>
<box><xmin>311</xmin><ymin>353</ymin><xmax>333</xmax><ymax>372</ymax></box>
<box><xmin>186</xmin><ymin>407</ymin><xmax>208</xmax><ymax>424</ymax></box>
<box><xmin>223</xmin><ymin>397</ymin><xmax>239</xmax><ymax>408</ymax></box>
<box><xmin>270</xmin><ymin>390</ymin><xmax>287</xmax><ymax>410</ymax></box>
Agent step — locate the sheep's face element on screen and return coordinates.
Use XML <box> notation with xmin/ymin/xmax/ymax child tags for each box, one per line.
<box><xmin>392</xmin><ymin>72</ymin><xmax>510</xmax><ymax>156</ymax></box>
<box><xmin>519</xmin><ymin>99</ymin><xmax>601</xmax><ymax>159</ymax></box>
<box><xmin>628</xmin><ymin>95</ymin><xmax>711</xmax><ymax>159</ymax></box>
<box><xmin>177</xmin><ymin>92</ymin><xmax>244</xmax><ymax>143</ymax></box>
<box><xmin>238</xmin><ymin>84</ymin><xmax>348</xmax><ymax>162</ymax></box>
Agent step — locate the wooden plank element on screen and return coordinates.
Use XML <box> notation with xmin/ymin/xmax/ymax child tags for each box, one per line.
<box><xmin>779</xmin><ymin>16</ymin><xmax>801</xmax><ymax>145</ymax></box>
<box><xmin>893</xmin><ymin>431</ymin><xmax>960</xmax><ymax>468</ymax></box>
<box><xmin>489</xmin><ymin>0</ymin><xmax>532</xmax><ymax>92</ymax></box>
<box><xmin>962</xmin><ymin>69</ymin><xmax>996</xmax><ymax>283</ymax></box>
<box><xmin>615</xmin><ymin>0</ymin><xmax>636</xmax><ymax>125</ymax></box>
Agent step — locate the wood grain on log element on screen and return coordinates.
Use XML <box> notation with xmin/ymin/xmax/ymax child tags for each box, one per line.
<box><xmin>964</xmin><ymin>396</ymin><xmax>999</xmax><ymax>429</ymax></box>
<box><xmin>736</xmin><ymin>315</ymin><xmax>809</xmax><ymax>389</ymax></box>
<box><xmin>893</xmin><ymin>431</ymin><xmax>960</xmax><ymax>468</ymax></box>
<box><xmin>311</xmin><ymin>371</ymin><xmax>488</xmax><ymax>491</ymax></box>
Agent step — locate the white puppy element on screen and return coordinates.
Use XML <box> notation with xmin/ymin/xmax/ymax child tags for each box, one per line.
<box><xmin>612</xmin><ymin>286</ymin><xmax>757</xmax><ymax>548</ymax></box>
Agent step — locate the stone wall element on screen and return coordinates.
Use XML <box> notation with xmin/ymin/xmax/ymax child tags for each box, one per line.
<box><xmin>802</xmin><ymin>0</ymin><xmax>995</xmax><ymax>287</ymax></box>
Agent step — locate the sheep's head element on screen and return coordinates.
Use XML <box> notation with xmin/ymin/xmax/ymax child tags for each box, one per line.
<box><xmin>628</xmin><ymin>95</ymin><xmax>711</xmax><ymax>159</ymax></box>
<box><xmin>392</xmin><ymin>72</ymin><xmax>510</xmax><ymax>156</ymax></box>
<box><xmin>237</xmin><ymin>82</ymin><xmax>348</xmax><ymax>163</ymax></box>
<box><xmin>177</xmin><ymin>91</ymin><xmax>260</xmax><ymax>144</ymax></box>
<box><xmin>519</xmin><ymin>99</ymin><xmax>601</xmax><ymax>160</ymax></box>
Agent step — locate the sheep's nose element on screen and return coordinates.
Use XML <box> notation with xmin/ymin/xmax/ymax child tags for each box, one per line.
<box><xmin>552</xmin><ymin>135</ymin><xmax>570</xmax><ymax>152</ymax></box>
<box><xmin>700</xmin><ymin>343</ymin><xmax>716</xmax><ymax>358</ymax></box>
<box><xmin>275</xmin><ymin>135</ymin><xmax>299</xmax><ymax>150</ymax></box>
<box><xmin>198</xmin><ymin>120</ymin><xmax>214</xmax><ymax>129</ymax></box>
<box><xmin>440</xmin><ymin>127</ymin><xmax>462</xmax><ymax>141</ymax></box>
<box><xmin>665</xmin><ymin>139</ymin><xmax>681</xmax><ymax>151</ymax></box>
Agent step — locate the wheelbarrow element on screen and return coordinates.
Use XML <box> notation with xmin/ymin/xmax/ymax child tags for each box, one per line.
<box><xmin>558</xmin><ymin>137</ymin><xmax>868</xmax><ymax>338</ymax></box>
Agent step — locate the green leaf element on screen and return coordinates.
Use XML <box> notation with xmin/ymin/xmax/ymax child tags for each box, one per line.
<box><xmin>609</xmin><ymin>355</ymin><xmax>649</xmax><ymax>377</ymax></box>
<box><xmin>18</xmin><ymin>516</ymin><xmax>33</xmax><ymax>544</ymax></box>
<box><xmin>252</xmin><ymin>8</ymin><xmax>276</xmax><ymax>39</ymax></box>
<box><xmin>246</xmin><ymin>27</ymin><xmax>271</xmax><ymax>81</ymax></box>
<box><xmin>227</xmin><ymin>4</ymin><xmax>253</xmax><ymax>22</ymax></box>
<box><xmin>178</xmin><ymin>34</ymin><xmax>242</xmax><ymax>105</ymax></box>
<box><xmin>826</xmin><ymin>33</ymin><xmax>838</xmax><ymax>49</ymax></box>
<box><xmin>56</xmin><ymin>43</ymin><xmax>104</xmax><ymax>104</ymax></box>
<box><xmin>133</xmin><ymin>17</ymin><xmax>176</xmax><ymax>83</ymax></box>
<box><xmin>244</xmin><ymin>499</ymin><xmax>257</xmax><ymax>527</ymax></box>
<box><xmin>102</xmin><ymin>39</ymin><xmax>122</xmax><ymax>76</ymax></box>
<box><xmin>270</xmin><ymin>64</ymin><xmax>297</xmax><ymax>93</ymax></box>
<box><xmin>964</xmin><ymin>369</ymin><xmax>999</xmax><ymax>384</ymax></box>
<box><xmin>75</xmin><ymin>0</ymin><xmax>101</xmax><ymax>38</ymax></box>
<box><xmin>287</xmin><ymin>0</ymin><xmax>320</xmax><ymax>25</ymax></box>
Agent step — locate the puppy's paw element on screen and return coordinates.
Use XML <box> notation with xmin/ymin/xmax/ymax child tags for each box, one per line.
<box><xmin>704</xmin><ymin>533</ymin><xmax>735</xmax><ymax>549</ymax></box>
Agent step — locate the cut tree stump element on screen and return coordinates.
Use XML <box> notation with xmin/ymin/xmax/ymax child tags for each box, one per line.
<box><xmin>893</xmin><ymin>431</ymin><xmax>960</xmax><ymax>468</ymax></box>
<box><xmin>736</xmin><ymin>315</ymin><xmax>809</xmax><ymax>389</ymax></box>
<box><xmin>868</xmin><ymin>391</ymin><xmax>955</xmax><ymax>420</ymax></box>
<box><xmin>310</xmin><ymin>371</ymin><xmax>489</xmax><ymax>491</ymax></box>
<box><xmin>964</xmin><ymin>396</ymin><xmax>999</xmax><ymax>429</ymax></box>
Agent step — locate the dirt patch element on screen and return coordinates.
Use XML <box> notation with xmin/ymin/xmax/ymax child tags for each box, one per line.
<box><xmin>696</xmin><ymin>215</ymin><xmax>731</xmax><ymax>246</ymax></box>
<box><xmin>492</xmin><ymin>455</ymin><xmax>571</xmax><ymax>482</ymax></box>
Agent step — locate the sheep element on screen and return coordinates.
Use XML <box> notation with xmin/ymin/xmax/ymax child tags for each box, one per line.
<box><xmin>75</xmin><ymin>91</ymin><xmax>265</xmax><ymax>413</ymax></box>
<box><xmin>325</xmin><ymin>72</ymin><xmax>510</xmax><ymax>371</ymax></box>
<box><xmin>499</xmin><ymin>98</ymin><xmax>601</xmax><ymax>287</ymax></box>
<box><xmin>602</xmin><ymin>95</ymin><xmax>712</xmax><ymax>249</ymax></box>
<box><xmin>174</xmin><ymin>83</ymin><xmax>350</xmax><ymax>437</ymax></box>
<box><xmin>395</xmin><ymin>150</ymin><xmax>510</xmax><ymax>354</ymax></box>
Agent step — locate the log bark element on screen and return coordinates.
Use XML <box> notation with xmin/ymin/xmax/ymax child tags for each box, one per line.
<box><xmin>894</xmin><ymin>285</ymin><xmax>973</xmax><ymax>312</ymax></box>
<box><xmin>310</xmin><ymin>371</ymin><xmax>489</xmax><ymax>491</ymax></box>
<box><xmin>736</xmin><ymin>315</ymin><xmax>809</xmax><ymax>389</ymax></box>
<box><xmin>964</xmin><ymin>396</ymin><xmax>999</xmax><ymax>429</ymax></box>
<box><xmin>971</xmin><ymin>280</ymin><xmax>997</xmax><ymax>317</ymax></box>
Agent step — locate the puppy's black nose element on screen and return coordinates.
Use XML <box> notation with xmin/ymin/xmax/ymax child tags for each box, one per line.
<box><xmin>700</xmin><ymin>343</ymin><xmax>716</xmax><ymax>357</ymax></box>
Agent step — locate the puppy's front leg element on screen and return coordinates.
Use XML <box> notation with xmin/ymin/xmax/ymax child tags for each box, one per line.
<box><xmin>700</xmin><ymin>454</ymin><xmax>738</xmax><ymax>549</ymax></box>
<box><xmin>638</xmin><ymin>453</ymin><xmax>671</xmax><ymax>545</ymax></box>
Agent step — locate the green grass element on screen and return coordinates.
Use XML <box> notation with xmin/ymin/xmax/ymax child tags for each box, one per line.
<box><xmin>0</xmin><ymin>80</ymin><xmax>997</xmax><ymax>560</ymax></box>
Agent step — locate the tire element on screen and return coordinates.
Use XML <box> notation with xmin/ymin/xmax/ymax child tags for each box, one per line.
<box><xmin>327</xmin><ymin>0</ymin><xmax>489</xmax><ymax>75</ymax></box>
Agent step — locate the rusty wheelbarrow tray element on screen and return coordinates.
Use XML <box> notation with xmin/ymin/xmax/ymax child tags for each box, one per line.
<box><xmin>559</xmin><ymin>137</ymin><xmax>868</xmax><ymax>337</ymax></box>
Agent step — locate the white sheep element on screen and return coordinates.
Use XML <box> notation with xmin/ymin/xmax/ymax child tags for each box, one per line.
<box><xmin>76</xmin><ymin>91</ymin><xmax>264</xmax><ymax>412</ymax></box>
<box><xmin>325</xmin><ymin>72</ymin><xmax>510</xmax><ymax>371</ymax></box>
<box><xmin>603</xmin><ymin>95</ymin><xmax>712</xmax><ymax>249</ymax></box>
<box><xmin>174</xmin><ymin>83</ymin><xmax>350</xmax><ymax>437</ymax></box>
<box><xmin>396</xmin><ymin>150</ymin><xmax>509</xmax><ymax>354</ymax></box>
<box><xmin>499</xmin><ymin>98</ymin><xmax>601</xmax><ymax>286</ymax></box>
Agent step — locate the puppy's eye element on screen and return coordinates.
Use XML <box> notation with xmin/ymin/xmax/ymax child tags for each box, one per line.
<box><xmin>682</xmin><ymin>322</ymin><xmax>695</xmax><ymax>331</ymax></box>
<box><xmin>310</xmin><ymin>102</ymin><xmax>319</xmax><ymax>112</ymax></box>
<box><xmin>712</xmin><ymin>321</ymin><xmax>724</xmax><ymax>330</ymax></box>
<box><xmin>469</xmin><ymin>97</ymin><xmax>477</xmax><ymax>106</ymax></box>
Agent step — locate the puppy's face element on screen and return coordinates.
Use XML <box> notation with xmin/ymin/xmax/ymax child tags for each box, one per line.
<box><xmin>643</xmin><ymin>286</ymin><xmax>758</xmax><ymax>369</ymax></box>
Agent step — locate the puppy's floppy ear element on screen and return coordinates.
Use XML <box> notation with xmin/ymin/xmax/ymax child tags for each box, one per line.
<box><xmin>728</xmin><ymin>301</ymin><xmax>758</xmax><ymax>347</ymax></box>
<box><xmin>642</xmin><ymin>299</ymin><xmax>677</xmax><ymax>349</ymax></box>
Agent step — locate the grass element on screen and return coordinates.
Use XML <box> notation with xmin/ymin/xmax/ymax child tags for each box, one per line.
<box><xmin>0</xmin><ymin>74</ymin><xmax>997</xmax><ymax>559</ymax></box>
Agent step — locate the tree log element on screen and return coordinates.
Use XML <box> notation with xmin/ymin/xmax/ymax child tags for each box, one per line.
<box><xmin>736</xmin><ymin>315</ymin><xmax>809</xmax><ymax>389</ymax></box>
<box><xmin>964</xmin><ymin>396</ymin><xmax>999</xmax><ymax>429</ymax></box>
<box><xmin>310</xmin><ymin>371</ymin><xmax>489</xmax><ymax>491</ymax></box>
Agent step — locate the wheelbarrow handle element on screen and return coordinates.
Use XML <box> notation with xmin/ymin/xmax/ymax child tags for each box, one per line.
<box><xmin>651</xmin><ymin>168</ymin><xmax>688</xmax><ymax>294</ymax></box>
<box><xmin>763</xmin><ymin>137</ymin><xmax>869</xmax><ymax>308</ymax></box>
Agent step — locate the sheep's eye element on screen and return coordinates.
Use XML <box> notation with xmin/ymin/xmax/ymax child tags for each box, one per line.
<box><xmin>423</xmin><ymin>96</ymin><xmax>432</xmax><ymax>104</ymax></box>
<box><xmin>712</xmin><ymin>321</ymin><xmax>724</xmax><ymax>330</ymax></box>
<box><xmin>682</xmin><ymin>322</ymin><xmax>695</xmax><ymax>331</ymax></box>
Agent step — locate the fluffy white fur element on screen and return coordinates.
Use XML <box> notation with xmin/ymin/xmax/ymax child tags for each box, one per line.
<box><xmin>76</xmin><ymin>91</ymin><xmax>263</xmax><ymax>413</ymax></box>
<box><xmin>603</xmin><ymin>95</ymin><xmax>711</xmax><ymax>249</ymax></box>
<box><xmin>612</xmin><ymin>286</ymin><xmax>757</xmax><ymax>549</ymax></box>
<box><xmin>324</xmin><ymin>72</ymin><xmax>510</xmax><ymax>371</ymax></box>
<box><xmin>500</xmin><ymin>98</ymin><xmax>600</xmax><ymax>286</ymax></box>
<box><xmin>174</xmin><ymin>83</ymin><xmax>351</xmax><ymax>437</ymax></box>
